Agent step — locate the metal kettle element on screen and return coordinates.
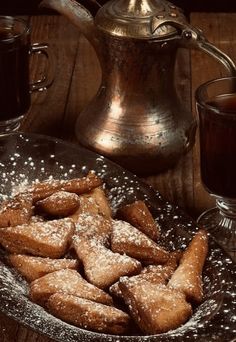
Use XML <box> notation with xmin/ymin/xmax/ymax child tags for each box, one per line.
<box><xmin>41</xmin><ymin>0</ymin><xmax>236</xmax><ymax>175</ymax></box>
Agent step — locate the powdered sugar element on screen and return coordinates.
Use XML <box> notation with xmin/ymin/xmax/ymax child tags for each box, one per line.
<box><xmin>0</xmin><ymin>133</ymin><xmax>235</xmax><ymax>341</ymax></box>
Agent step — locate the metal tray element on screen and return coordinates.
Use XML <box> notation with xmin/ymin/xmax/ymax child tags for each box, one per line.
<box><xmin>0</xmin><ymin>132</ymin><xmax>235</xmax><ymax>342</ymax></box>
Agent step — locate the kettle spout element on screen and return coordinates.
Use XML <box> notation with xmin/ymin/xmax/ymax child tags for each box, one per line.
<box><xmin>40</xmin><ymin>0</ymin><xmax>99</xmax><ymax>50</ymax></box>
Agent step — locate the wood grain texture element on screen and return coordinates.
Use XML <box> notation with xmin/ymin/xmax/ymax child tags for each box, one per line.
<box><xmin>61</xmin><ymin>34</ymin><xmax>101</xmax><ymax>141</ymax></box>
<box><xmin>21</xmin><ymin>15</ymin><xmax>79</xmax><ymax>137</ymax></box>
<box><xmin>1</xmin><ymin>12</ymin><xmax>236</xmax><ymax>342</ymax></box>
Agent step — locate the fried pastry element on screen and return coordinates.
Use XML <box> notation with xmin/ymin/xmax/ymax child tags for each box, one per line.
<box><xmin>0</xmin><ymin>193</ymin><xmax>33</xmax><ymax>228</ymax></box>
<box><xmin>24</xmin><ymin>171</ymin><xmax>102</xmax><ymax>203</ymax></box>
<box><xmin>109</xmin><ymin>258</ymin><xmax>176</xmax><ymax>300</ymax></box>
<box><xmin>29</xmin><ymin>268</ymin><xmax>113</xmax><ymax>306</ymax></box>
<box><xmin>109</xmin><ymin>266</ymin><xmax>166</xmax><ymax>300</ymax></box>
<box><xmin>73</xmin><ymin>213</ymin><xmax>112</xmax><ymax>247</ymax></box>
<box><xmin>117</xmin><ymin>200</ymin><xmax>160</xmax><ymax>241</ymax></box>
<box><xmin>47</xmin><ymin>293</ymin><xmax>130</xmax><ymax>334</ymax></box>
<box><xmin>89</xmin><ymin>187</ymin><xmax>112</xmax><ymax>218</ymax></box>
<box><xmin>138</xmin><ymin>265</ymin><xmax>172</xmax><ymax>286</ymax></box>
<box><xmin>140</xmin><ymin>250</ymin><xmax>182</xmax><ymax>279</ymax></box>
<box><xmin>111</xmin><ymin>220</ymin><xmax>169</xmax><ymax>264</ymax></box>
<box><xmin>165</xmin><ymin>250</ymin><xmax>183</xmax><ymax>268</ymax></box>
<box><xmin>70</xmin><ymin>187</ymin><xmax>112</xmax><ymax>224</ymax></box>
<box><xmin>0</xmin><ymin>169</ymin><xmax>209</xmax><ymax>336</ymax></box>
<box><xmin>73</xmin><ymin>236</ymin><xmax>142</xmax><ymax>289</ymax></box>
<box><xmin>70</xmin><ymin>194</ymin><xmax>99</xmax><ymax>222</ymax></box>
<box><xmin>29</xmin><ymin>215</ymin><xmax>45</xmax><ymax>223</ymax></box>
<box><xmin>8</xmin><ymin>254</ymin><xmax>79</xmax><ymax>281</ymax></box>
<box><xmin>36</xmin><ymin>191</ymin><xmax>80</xmax><ymax>217</ymax></box>
<box><xmin>134</xmin><ymin>264</ymin><xmax>172</xmax><ymax>285</ymax></box>
<box><xmin>109</xmin><ymin>280</ymin><xmax>123</xmax><ymax>299</ymax></box>
<box><xmin>78</xmin><ymin>187</ymin><xmax>112</xmax><ymax>218</ymax></box>
<box><xmin>168</xmin><ymin>229</ymin><xmax>208</xmax><ymax>303</ymax></box>
<box><xmin>119</xmin><ymin>277</ymin><xmax>192</xmax><ymax>334</ymax></box>
<box><xmin>0</xmin><ymin>218</ymin><xmax>75</xmax><ymax>258</ymax></box>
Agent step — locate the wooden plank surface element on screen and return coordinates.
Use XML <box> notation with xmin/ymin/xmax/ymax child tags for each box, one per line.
<box><xmin>21</xmin><ymin>15</ymin><xmax>80</xmax><ymax>137</ymax></box>
<box><xmin>0</xmin><ymin>12</ymin><xmax>236</xmax><ymax>342</ymax></box>
<box><xmin>61</xmin><ymin>34</ymin><xmax>101</xmax><ymax>141</ymax></box>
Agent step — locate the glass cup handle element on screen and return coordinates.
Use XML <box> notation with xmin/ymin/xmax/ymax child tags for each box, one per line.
<box><xmin>29</xmin><ymin>42</ymin><xmax>55</xmax><ymax>92</ymax></box>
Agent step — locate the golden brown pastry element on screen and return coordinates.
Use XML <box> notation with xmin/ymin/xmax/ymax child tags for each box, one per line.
<box><xmin>119</xmin><ymin>277</ymin><xmax>192</xmax><ymax>334</ymax></box>
<box><xmin>165</xmin><ymin>250</ymin><xmax>183</xmax><ymax>268</ymax></box>
<box><xmin>35</xmin><ymin>191</ymin><xmax>80</xmax><ymax>217</ymax></box>
<box><xmin>134</xmin><ymin>265</ymin><xmax>171</xmax><ymax>285</ymax></box>
<box><xmin>109</xmin><ymin>259</ymin><xmax>176</xmax><ymax>300</ymax></box>
<box><xmin>29</xmin><ymin>215</ymin><xmax>45</xmax><ymax>223</ymax></box>
<box><xmin>70</xmin><ymin>194</ymin><xmax>99</xmax><ymax>221</ymax></box>
<box><xmin>140</xmin><ymin>250</ymin><xmax>182</xmax><ymax>279</ymax></box>
<box><xmin>79</xmin><ymin>187</ymin><xmax>112</xmax><ymax>218</ymax></box>
<box><xmin>8</xmin><ymin>254</ymin><xmax>79</xmax><ymax>281</ymax></box>
<box><xmin>109</xmin><ymin>280</ymin><xmax>123</xmax><ymax>299</ymax></box>
<box><xmin>29</xmin><ymin>268</ymin><xmax>113</xmax><ymax>306</ymax></box>
<box><xmin>73</xmin><ymin>236</ymin><xmax>142</xmax><ymax>289</ymax></box>
<box><xmin>70</xmin><ymin>187</ymin><xmax>112</xmax><ymax>224</ymax></box>
<box><xmin>0</xmin><ymin>218</ymin><xmax>75</xmax><ymax>258</ymax></box>
<box><xmin>168</xmin><ymin>229</ymin><xmax>208</xmax><ymax>303</ymax></box>
<box><xmin>23</xmin><ymin>171</ymin><xmax>102</xmax><ymax>203</ymax></box>
<box><xmin>89</xmin><ymin>187</ymin><xmax>112</xmax><ymax>218</ymax></box>
<box><xmin>47</xmin><ymin>293</ymin><xmax>130</xmax><ymax>334</ymax></box>
<box><xmin>0</xmin><ymin>193</ymin><xmax>33</xmax><ymax>228</ymax></box>
<box><xmin>109</xmin><ymin>266</ymin><xmax>166</xmax><ymax>300</ymax></box>
<box><xmin>111</xmin><ymin>220</ymin><xmax>169</xmax><ymax>264</ymax></box>
<box><xmin>0</xmin><ymin>170</ymin><xmax>209</xmax><ymax>336</ymax></box>
<box><xmin>73</xmin><ymin>213</ymin><xmax>112</xmax><ymax>247</ymax></box>
<box><xmin>117</xmin><ymin>200</ymin><xmax>160</xmax><ymax>241</ymax></box>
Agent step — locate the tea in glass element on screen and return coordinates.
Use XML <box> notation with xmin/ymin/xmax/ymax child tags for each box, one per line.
<box><xmin>0</xmin><ymin>16</ymin><xmax>55</xmax><ymax>134</ymax></box>
<box><xmin>196</xmin><ymin>77</ymin><xmax>236</xmax><ymax>258</ymax></box>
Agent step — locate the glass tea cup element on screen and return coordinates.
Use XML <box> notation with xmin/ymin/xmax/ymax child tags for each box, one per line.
<box><xmin>196</xmin><ymin>76</ymin><xmax>236</xmax><ymax>257</ymax></box>
<box><xmin>0</xmin><ymin>16</ymin><xmax>54</xmax><ymax>134</ymax></box>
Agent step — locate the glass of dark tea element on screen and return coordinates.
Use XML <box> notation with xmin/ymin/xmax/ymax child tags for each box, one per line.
<box><xmin>196</xmin><ymin>76</ymin><xmax>236</xmax><ymax>256</ymax></box>
<box><xmin>0</xmin><ymin>16</ymin><xmax>54</xmax><ymax>134</ymax></box>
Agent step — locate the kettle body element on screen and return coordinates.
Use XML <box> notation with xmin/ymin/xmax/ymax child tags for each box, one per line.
<box><xmin>41</xmin><ymin>0</ymin><xmax>236</xmax><ymax>175</ymax></box>
<box><xmin>76</xmin><ymin>32</ymin><xmax>195</xmax><ymax>174</ymax></box>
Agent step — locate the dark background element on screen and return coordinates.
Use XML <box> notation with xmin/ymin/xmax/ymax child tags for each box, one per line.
<box><xmin>0</xmin><ymin>0</ymin><xmax>236</xmax><ymax>16</ymax></box>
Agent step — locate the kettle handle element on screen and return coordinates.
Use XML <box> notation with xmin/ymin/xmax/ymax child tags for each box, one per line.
<box><xmin>153</xmin><ymin>19</ymin><xmax>236</xmax><ymax>75</ymax></box>
<box><xmin>180</xmin><ymin>24</ymin><xmax>236</xmax><ymax>75</ymax></box>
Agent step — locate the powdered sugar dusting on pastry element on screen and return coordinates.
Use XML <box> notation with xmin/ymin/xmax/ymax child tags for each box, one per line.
<box><xmin>112</xmin><ymin>220</ymin><xmax>155</xmax><ymax>247</ymax></box>
<box><xmin>0</xmin><ymin>133</ymin><xmax>234</xmax><ymax>341</ymax></box>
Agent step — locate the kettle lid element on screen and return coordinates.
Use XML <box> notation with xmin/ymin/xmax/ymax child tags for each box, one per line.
<box><xmin>95</xmin><ymin>0</ymin><xmax>187</xmax><ymax>39</ymax></box>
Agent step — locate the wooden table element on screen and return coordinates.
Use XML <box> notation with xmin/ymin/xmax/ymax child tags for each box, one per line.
<box><xmin>0</xmin><ymin>12</ymin><xmax>236</xmax><ymax>342</ymax></box>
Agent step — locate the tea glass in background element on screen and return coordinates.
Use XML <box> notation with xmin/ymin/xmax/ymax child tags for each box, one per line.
<box><xmin>196</xmin><ymin>77</ymin><xmax>236</xmax><ymax>258</ymax></box>
<box><xmin>0</xmin><ymin>16</ymin><xmax>54</xmax><ymax>134</ymax></box>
